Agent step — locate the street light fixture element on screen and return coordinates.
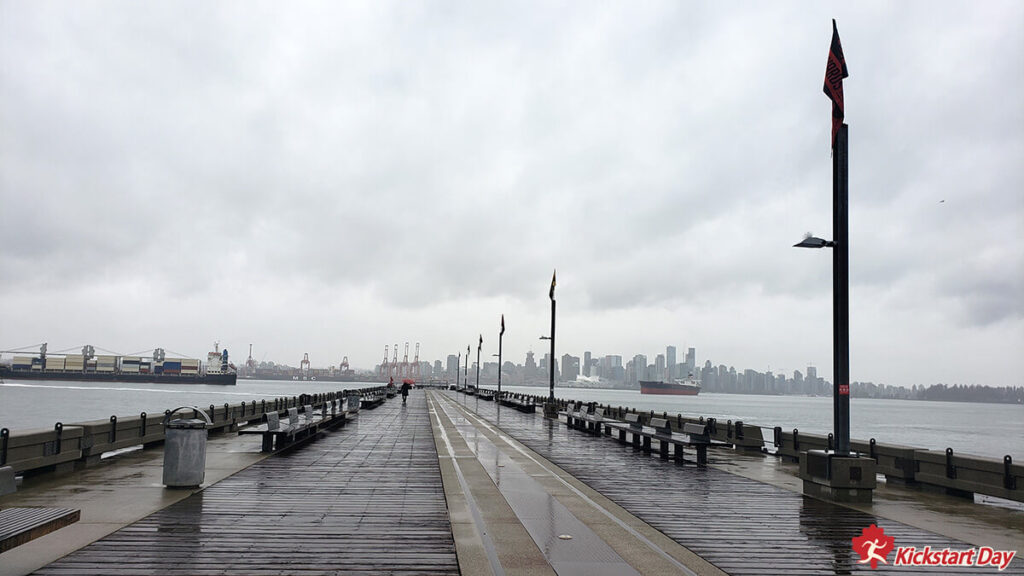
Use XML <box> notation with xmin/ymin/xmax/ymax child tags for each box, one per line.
<box><xmin>793</xmin><ymin>235</ymin><xmax>836</xmax><ymax>249</ymax></box>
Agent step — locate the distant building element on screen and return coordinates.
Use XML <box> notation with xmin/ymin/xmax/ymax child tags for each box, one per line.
<box><xmin>631</xmin><ymin>354</ymin><xmax>646</xmax><ymax>385</ymax></box>
<box><xmin>446</xmin><ymin>355</ymin><xmax>460</xmax><ymax>381</ymax></box>
<box><xmin>561</xmin><ymin>354</ymin><xmax>580</xmax><ymax>382</ymax></box>
<box><xmin>525</xmin><ymin>351</ymin><xmax>537</xmax><ymax>380</ymax></box>
<box><xmin>666</xmin><ymin>346</ymin><xmax>677</xmax><ymax>380</ymax></box>
<box><xmin>583</xmin><ymin>351</ymin><xmax>592</xmax><ymax>377</ymax></box>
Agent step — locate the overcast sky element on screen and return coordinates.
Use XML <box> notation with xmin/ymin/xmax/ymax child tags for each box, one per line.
<box><xmin>1</xmin><ymin>2</ymin><xmax>1021</xmax><ymax>388</ymax></box>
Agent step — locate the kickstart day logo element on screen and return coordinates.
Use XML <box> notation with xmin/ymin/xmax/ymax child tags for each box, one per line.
<box><xmin>852</xmin><ymin>524</ymin><xmax>1017</xmax><ymax>571</ymax></box>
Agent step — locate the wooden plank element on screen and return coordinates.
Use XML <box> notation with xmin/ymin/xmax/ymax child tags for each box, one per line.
<box><xmin>35</xmin><ymin>395</ymin><xmax>457</xmax><ymax>575</ymax></box>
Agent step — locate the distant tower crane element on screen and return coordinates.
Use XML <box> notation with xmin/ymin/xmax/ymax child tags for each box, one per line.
<box><xmin>300</xmin><ymin>353</ymin><xmax>311</xmax><ymax>374</ymax></box>
<box><xmin>400</xmin><ymin>342</ymin><xmax>410</xmax><ymax>378</ymax></box>
<box><xmin>379</xmin><ymin>345</ymin><xmax>389</xmax><ymax>378</ymax></box>
<box><xmin>340</xmin><ymin>356</ymin><xmax>350</xmax><ymax>372</ymax></box>
<box><xmin>246</xmin><ymin>344</ymin><xmax>257</xmax><ymax>372</ymax></box>
<box><xmin>413</xmin><ymin>342</ymin><xmax>421</xmax><ymax>378</ymax></box>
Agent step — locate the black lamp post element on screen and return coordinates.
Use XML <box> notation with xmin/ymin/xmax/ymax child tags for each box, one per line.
<box><xmin>794</xmin><ymin>123</ymin><xmax>850</xmax><ymax>456</ymax></box>
<box><xmin>475</xmin><ymin>335</ymin><xmax>482</xmax><ymax>389</ymax></box>
<box><xmin>498</xmin><ymin>314</ymin><xmax>505</xmax><ymax>397</ymax></box>
<box><xmin>464</xmin><ymin>345</ymin><xmax>469</xmax><ymax>389</ymax></box>
<box><xmin>456</xmin><ymin>351</ymin><xmax>460</xmax><ymax>389</ymax></box>
<box><xmin>546</xmin><ymin>271</ymin><xmax>556</xmax><ymax>403</ymax></box>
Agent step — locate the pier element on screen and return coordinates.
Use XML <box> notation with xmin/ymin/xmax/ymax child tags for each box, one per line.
<box><xmin>1</xmin><ymin>389</ymin><xmax>1021</xmax><ymax>575</ymax></box>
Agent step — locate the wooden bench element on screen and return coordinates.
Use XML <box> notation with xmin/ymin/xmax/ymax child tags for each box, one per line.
<box><xmin>477</xmin><ymin>390</ymin><xmax>495</xmax><ymax>401</ymax></box>
<box><xmin>499</xmin><ymin>396</ymin><xmax>536</xmax><ymax>413</ymax></box>
<box><xmin>600</xmin><ymin>412</ymin><xmax>644</xmax><ymax>447</ymax></box>
<box><xmin>557</xmin><ymin>401</ymin><xmax>583</xmax><ymax>425</ymax></box>
<box><xmin>1</xmin><ymin>507</ymin><xmax>80</xmax><ymax>552</ymax></box>
<box><xmin>239</xmin><ymin>405</ymin><xmax>326</xmax><ymax>452</ymax></box>
<box><xmin>361</xmin><ymin>391</ymin><xmax>386</xmax><ymax>409</ymax></box>
<box><xmin>566</xmin><ymin>407</ymin><xmax>606</xmax><ymax>435</ymax></box>
<box><xmin>602</xmin><ymin>415</ymin><xmax>710</xmax><ymax>466</ymax></box>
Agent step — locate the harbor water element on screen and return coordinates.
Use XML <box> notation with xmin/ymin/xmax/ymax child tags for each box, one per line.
<box><xmin>0</xmin><ymin>379</ymin><xmax>1020</xmax><ymax>460</ymax></box>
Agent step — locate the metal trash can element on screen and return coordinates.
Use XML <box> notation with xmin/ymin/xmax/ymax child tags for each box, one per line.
<box><xmin>163</xmin><ymin>406</ymin><xmax>212</xmax><ymax>488</ymax></box>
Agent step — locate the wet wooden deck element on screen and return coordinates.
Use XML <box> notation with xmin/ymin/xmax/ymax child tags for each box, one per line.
<box><xmin>456</xmin><ymin>392</ymin><xmax>1024</xmax><ymax>576</ymax></box>
<box><xmin>33</xmin><ymin>396</ymin><xmax>457</xmax><ymax>576</ymax></box>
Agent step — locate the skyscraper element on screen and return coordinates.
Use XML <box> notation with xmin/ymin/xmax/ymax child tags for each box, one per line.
<box><xmin>583</xmin><ymin>351</ymin><xmax>592</xmax><ymax>377</ymax></box>
<box><xmin>561</xmin><ymin>354</ymin><xmax>579</xmax><ymax>382</ymax></box>
<box><xmin>666</xmin><ymin>346</ymin><xmax>677</xmax><ymax>380</ymax></box>
<box><xmin>685</xmin><ymin>348</ymin><xmax>696</xmax><ymax>376</ymax></box>
<box><xmin>446</xmin><ymin>355</ymin><xmax>459</xmax><ymax>381</ymax></box>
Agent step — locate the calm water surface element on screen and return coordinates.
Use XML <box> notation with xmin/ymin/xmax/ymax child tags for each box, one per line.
<box><xmin>0</xmin><ymin>378</ymin><xmax>350</xmax><ymax>431</ymax></box>
<box><xmin>1</xmin><ymin>379</ymin><xmax>1020</xmax><ymax>459</ymax></box>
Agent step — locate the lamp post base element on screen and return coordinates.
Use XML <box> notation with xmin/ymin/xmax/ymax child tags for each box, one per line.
<box><xmin>799</xmin><ymin>449</ymin><xmax>876</xmax><ymax>504</ymax></box>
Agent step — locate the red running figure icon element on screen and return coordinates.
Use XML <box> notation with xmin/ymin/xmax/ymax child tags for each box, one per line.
<box><xmin>852</xmin><ymin>524</ymin><xmax>895</xmax><ymax>570</ymax></box>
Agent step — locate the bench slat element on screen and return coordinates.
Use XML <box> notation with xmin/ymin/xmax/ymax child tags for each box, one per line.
<box><xmin>0</xmin><ymin>507</ymin><xmax>80</xmax><ymax>553</ymax></box>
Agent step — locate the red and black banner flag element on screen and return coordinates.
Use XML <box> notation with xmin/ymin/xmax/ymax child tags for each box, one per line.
<box><xmin>549</xmin><ymin>269</ymin><xmax>556</xmax><ymax>300</ymax></box>
<box><xmin>500</xmin><ymin>314</ymin><xmax>505</xmax><ymax>336</ymax></box>
<box><xmin>823</xmin><ymin>19</ymin><xmax>849</xmax><ymax>148</ymax></box>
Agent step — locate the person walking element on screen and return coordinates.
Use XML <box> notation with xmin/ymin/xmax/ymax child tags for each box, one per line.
<box><xmin>400</xmin><ymin>380</ymin><xmax>411</xmax><ymax>403</ymax></box>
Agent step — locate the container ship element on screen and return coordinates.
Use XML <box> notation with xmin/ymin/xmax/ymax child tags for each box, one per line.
<box><xmin>639</xmin><ymin>376</ymin><xmax>701</xmax><ymax>396</ymax></box>
<box><xmin>0</xmin><ymin>343</ymin><xmax>236</xmax><ymax>385</ymax></box>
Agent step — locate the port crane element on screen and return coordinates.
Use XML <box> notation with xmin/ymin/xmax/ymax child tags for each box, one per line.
<box><xmin>379</xmin><ymin>346</ymin><xmax>389</xmax><ymax>378</ymax></box>
<box><xmin>413</xmin><ymin>342</ymin><xmax>421</xmax><ymax>378</ymax></box>
<box><xmin>400</xmin><ymin>342</ymin><xmax>410</xmax><ymax>378</ymax></box>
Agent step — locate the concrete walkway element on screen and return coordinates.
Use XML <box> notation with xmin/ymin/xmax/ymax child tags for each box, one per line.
<box><xmin>429</xmin><ymin>391</ymin><xmax>721</xmax><ymax>576</ymax></box>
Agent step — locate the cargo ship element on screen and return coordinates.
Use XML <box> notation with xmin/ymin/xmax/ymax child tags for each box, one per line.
<box><xmin>0</xmin><ymin>343</ymin><xmax>237</xmax><ymax>385</ymax></box>
<box><xmin>639</xmin><ymin>376</ymin><xmax>701</xmax><ymax>396</ymax></box>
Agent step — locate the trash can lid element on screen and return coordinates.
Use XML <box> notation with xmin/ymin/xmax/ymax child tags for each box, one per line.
<box><xmin>168</xmin><ymin>418</ymin><xmax>208</xmax><ymax>429</ymax></box>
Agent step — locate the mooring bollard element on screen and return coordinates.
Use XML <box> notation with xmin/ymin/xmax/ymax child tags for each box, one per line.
<box><xmin>54</xmin><ymin>423</ymin><xmax>64</xmax><ymax>455</ymax></box>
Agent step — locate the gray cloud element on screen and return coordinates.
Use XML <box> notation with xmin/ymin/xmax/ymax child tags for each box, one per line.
<box><xmin>1</xmin><ymin>1</ymin><xmax>1021</xmax><ymax>387</ymax></box>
